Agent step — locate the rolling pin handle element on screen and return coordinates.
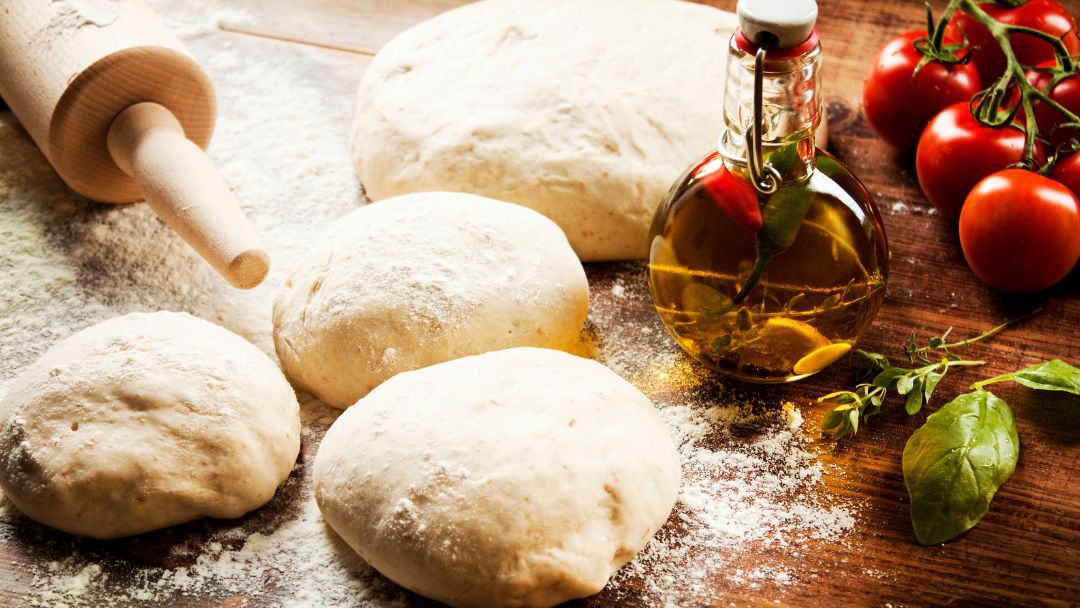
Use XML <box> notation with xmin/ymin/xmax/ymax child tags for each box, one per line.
<box><xmin>106</xmin><ymin>102</ymin><xmax>269</xmax><ymax>289</ymax></box>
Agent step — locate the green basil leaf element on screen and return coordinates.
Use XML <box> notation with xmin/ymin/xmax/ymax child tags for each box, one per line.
<box><xmin>903</xmin><ymin>390</ymin><xmax>1019</xmax><ymax>546</ymax></box>
<box><xmin>974</xmin><ymin>360</ymin><xmax>1080</xmax><ymax>395</ymax></box>
<box><xmin>905</xmin><ymin>379</ymin><xmax>925</xmax><ymax>415</ymax></box>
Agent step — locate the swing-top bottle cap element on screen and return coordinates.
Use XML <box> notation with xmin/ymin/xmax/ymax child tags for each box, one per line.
<box><xmin>736</xmin><ymin>0</ymin><xmax>818</xmax><ymax>48</ymax></box>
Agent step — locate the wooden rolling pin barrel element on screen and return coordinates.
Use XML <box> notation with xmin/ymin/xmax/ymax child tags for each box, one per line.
<box><xmin>0</xmin><ymin>0</ymin><xmax>269</xmax><ymax>289</ymax></box>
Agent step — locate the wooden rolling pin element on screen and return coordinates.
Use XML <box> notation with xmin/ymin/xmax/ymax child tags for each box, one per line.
<box><xmin>0</xmin><ymin>0</ymin><xmax>269</xmax><ymax>289</ymax></box>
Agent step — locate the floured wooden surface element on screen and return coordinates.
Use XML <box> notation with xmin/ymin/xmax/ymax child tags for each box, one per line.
<box><xmin>0</xmin><ymin>1</ymin><xmax>1078</xmax><ymax>607</ymax></box>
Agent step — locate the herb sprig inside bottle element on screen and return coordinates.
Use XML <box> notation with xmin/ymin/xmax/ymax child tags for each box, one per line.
<box><xmin>647</xmin><ymin>0</ymin><xmax>889</xmax><ymax>384</ymax></box>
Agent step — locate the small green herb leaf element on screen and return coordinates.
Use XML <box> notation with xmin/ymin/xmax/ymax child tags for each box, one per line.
<box><xmin>972</xmin><ymin>360</ymin><xmax>1080</xmax><ymax>395</ymax></box>
<box><xmin>821</xmin><ymin>293</ymin><xmax>842</xmax><ymax>309</ymax></box>
<box><xmin>857</xmin><ymin>349</ymin><xmax>891</xmax><ymax>372</ymax></box>
<box><xmin>903</xmin><ymin>390</ymin><xmax>1019</xmax><ymax>546</ymax></box>
<box><xmin>872</xmin><ymin>367</ymin><xmax>907</xmax><ymax>388</ymax></box>
<box><xmin>820</xmin><ymin>407</ymin><xmax>848</xmax><ymax>432</ymax></box>
<box><xmin>819</xmin><ymin>316</ymin><xmax>1035</xmax><ymax>439</ymax></box>
<box><xmin>736</xmin><ymin>308</ymin><xmax>752</xmax><ymax>332</ymax></box>
<box><xmin>710</xmin><ymin>335</ymin><xmax>733</xmax><ymax>354</ymax></box>
<box><xmin>856</xmin><ymin>349</ymin><xmax>891</xmax><ymax>382</ymax></box>
<box><xmin>896</xmin><ymin>374</ymin><xmax>916</xmax><ymax>396</ymax></box>
<box><xmin>923</xmin><ymin>369</ymin><xmax>944</xmax><ymax>404</ymax></box>
<box><xmin>904</xmin><ymin>378</ymin><xmax>925</xmax><ymax>415</ymax></box>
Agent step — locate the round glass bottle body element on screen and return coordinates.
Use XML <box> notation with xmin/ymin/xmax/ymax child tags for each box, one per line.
<box><xmin>648</xmin><ymin>150</ymin><xmax>889</xmax><ymax>383</ymax></box>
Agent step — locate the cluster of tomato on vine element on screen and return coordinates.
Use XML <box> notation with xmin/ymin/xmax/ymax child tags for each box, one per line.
<box><xmin>863</xmin><ymin>0</ymin><xmax>1080</xmax><ymax>293</ymax></box>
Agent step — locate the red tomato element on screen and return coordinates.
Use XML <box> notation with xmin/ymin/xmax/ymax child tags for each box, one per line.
<box><xmin>947</xmin><ymin>0</ymin><xmax>1080</xmax><ymax>84</ymax></box>
<box><xmin>1051</xmin><ymin>152</ymin><xmax>1080</xmax><ymax>199</ymax></box>
<box><xmin>1026</xmin><ymin>61</ymin><xmax>1080</xmax><ymax>147</ymax></box>
<box><xmin>916</xmin><ymin>103</ymin><xmax>1044</xmax><ymax>219</ymax></box>
<box><xmin>959</xmin><ymin>169</ymin><xmax>1080</xmax><ymax>292</ymax></box>
<box><xmin>863</xmin><ymin>31</ymin><xmax>982</xmax><ymax>152</ymax></box>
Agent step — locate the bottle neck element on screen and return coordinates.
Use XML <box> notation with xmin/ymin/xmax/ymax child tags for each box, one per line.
<box><xmin>719</xmin><ymin>33</ymin><xmax>823</xmax><ymax>185</ymax></box>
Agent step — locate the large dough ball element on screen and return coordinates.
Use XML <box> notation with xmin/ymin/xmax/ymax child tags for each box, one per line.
<box><xmin>314</xmin><ymin>347</ymin><xmax>681</xmax><ymax>608</ymax></box>
<box><xmin>272</xmin><ymin>192</ymin><xmax>589</xmax><ymax>408</ymax></box>
<box><xmin>0</xmin><ymin>312</ymin><xmax>300</xmax><ymax>539</ymax></box>
<box><xmin>350</xmin><ymin>0</ymin><xmax>738</xmax><ymax>261</ymax></box>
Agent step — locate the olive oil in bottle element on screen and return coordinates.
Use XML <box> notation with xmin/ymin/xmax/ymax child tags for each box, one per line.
<box><xmin>648</xmin><ymin>0</ymin><xmax>889</xmax><ymax>383</ymax></box>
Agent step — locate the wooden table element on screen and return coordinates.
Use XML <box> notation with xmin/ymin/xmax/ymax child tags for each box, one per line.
<box><xmin>1</xmin><ymin>1</ymin><xmax>1078</xmax><ymax>606</ymax></box>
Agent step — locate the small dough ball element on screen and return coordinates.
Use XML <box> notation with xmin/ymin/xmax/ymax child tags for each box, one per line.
<box><xmin>0</xmin><ymin>312</ymin><xmax>300</xmax><ymax>539</ymax></box>
<box><xmin>314</xmin><ymin>348</ymin><xmax>680</xmax><ymax>608</ymax></box>
<box><xmin>273</xmin><ymin>192</ymin><xmax>589</xmax><ymax>408</ymax></box>
<box><xmin>350</xmin><ymin>0</ymin><xmax>738</xmax><ymax>261</ymax></box>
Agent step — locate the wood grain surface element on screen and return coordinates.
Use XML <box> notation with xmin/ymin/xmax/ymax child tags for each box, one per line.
<box><xmin>2</xmin><ymin>0</ymin><xmax>1079</xmax><ymax>606</ymax></box>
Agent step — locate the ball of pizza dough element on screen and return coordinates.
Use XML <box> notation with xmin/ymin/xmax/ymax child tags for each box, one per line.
<box><xmin>0</xmin><ymin>312</ymin><xmax>300</xmax><ymax>539</ymax></box>
<box><xmin>314</xmin><ymin>347</ymin><xmax>681</xmax><ymax>608</ymax></box>
<box><xmin>350</xmin><ymin>0</ymin><xmax>739</xmax><ymax>261</ymax></box>
<box><xmin>272</xmin><ymin>192</ymin><xmax>589</xmax><ymax>408</ymax></box>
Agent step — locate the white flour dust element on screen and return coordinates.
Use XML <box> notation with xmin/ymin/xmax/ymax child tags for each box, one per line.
<box><xmin>586</xmin><ymin>274</ymin><xmax>862</xmax><ymax>605</ymax></box>
<box><xmin>0</xmin><ymin>3</ymin><xmax>862</xmax><ymax>607</ymax></box>
<box><xmin>0</xmin><ymin>3</ymin><xmax>358</xmax><ymax>388</ymax></box>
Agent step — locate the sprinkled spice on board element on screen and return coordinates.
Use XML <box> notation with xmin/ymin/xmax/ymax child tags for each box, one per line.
<box><xmin>0</xmin><ymin>4</ymin><xmax>865</xmax><ymax>606</ymax></box>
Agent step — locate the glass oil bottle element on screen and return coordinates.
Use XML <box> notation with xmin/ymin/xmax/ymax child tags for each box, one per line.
<box><xmin>648</xmin><ymin>0</ymin><xmax>889</xmax><ymax>383</ymax></box>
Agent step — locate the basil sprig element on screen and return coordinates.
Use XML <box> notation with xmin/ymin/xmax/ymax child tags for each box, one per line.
<box><xmin>903</xmin><ymin>360</ymin><xmax>1079</xmax><ymax>545</ymax></box>
<box><xmin>903</xmin><ymin>390</ymin><xmax>1018</xmax><ymax>546</ymax></box>
<box><xmin>972</xmin><ymin>360</ymin><xmax>1080</xmax><ymax>394</ymax></box>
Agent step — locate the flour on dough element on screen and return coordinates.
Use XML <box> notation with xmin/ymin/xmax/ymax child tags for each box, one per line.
<box><xmin>314</xmin><ymin>347</ymin><xmax>681</xmax><ymax>608</ymax></box>
<box><xmin>0</xmin><ymin>312</ymin><xmax>300</xmax><ymax>539</ymax></box>
<box><xmin>272</xmin><ymin>192</ymin><xmax>589</xmax><ymax>408</ymax></box>
<box><xmin>350</xmin><ymin>0</ymin><xmax>738</xmax><ymax>261</ymax></box>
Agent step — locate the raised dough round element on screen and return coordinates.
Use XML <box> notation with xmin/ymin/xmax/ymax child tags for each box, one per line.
<box><xmin>272</xmin><ymin>192</ymin><xmax>589</xmax><ymax>409</ymax></box>
<box><xmin>0</xmin><ymin>312</ymin><xmax>300</xmax><ymax>539</ymax></box>
<box><xmin>350</xmin><ymin>0</ymin><xmax>738</xmax><ymax>261</ymax></box>
<box><xmin>314</xmin><ymin>347</ymin><xmax>680</xmax><ymax>608</ymax></box>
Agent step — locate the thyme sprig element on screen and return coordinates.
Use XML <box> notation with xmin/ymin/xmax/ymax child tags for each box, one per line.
<box><xmin>819</xmin><ymin>350</ymin><xmax>984</xmax><ymax>439</ymax></box>
<box><xmin>819</xmin><ymin>313</ymin><xmax>1036</xmax><ymax>439</ymax></box>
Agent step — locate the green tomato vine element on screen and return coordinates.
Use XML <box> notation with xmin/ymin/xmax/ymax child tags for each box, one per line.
<box><xmin>918</xmin><ymin>0</ymin><xmax>1080</xmax><ymax>174</ymax></box>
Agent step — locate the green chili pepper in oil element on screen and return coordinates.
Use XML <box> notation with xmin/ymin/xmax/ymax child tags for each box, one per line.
<box><xmin>730</xmin><ymin>138</ymin><xmax>815</xmax><ymax>306</ymax></box>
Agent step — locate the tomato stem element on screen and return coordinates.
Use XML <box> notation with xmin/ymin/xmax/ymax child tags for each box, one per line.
<box><xmin>914</xmin><ymin>2</ymin><xmax>971</xmax><ymax>71</ymax></box>
<box><xmin>945</xmin><ymin>0</ymin><xmax>1080</xmax><ymax>172</ymax></box>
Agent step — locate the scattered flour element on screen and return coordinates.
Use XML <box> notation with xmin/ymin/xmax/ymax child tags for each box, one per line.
<box><xmin>585</xmin><ymin>265</ymin><xmax>862</xmax><ymax>606</ymax></box>
<box><xmin>0</xmin><ymin>0</ymin><xmax>359</xmax><ymax>388</ymax></box>
<box><xmin>0</xmin><ymin>3</ymin><xmax>862</xmax><ymax>606</ymax></box>
<box><xmin>883</xmin><ymin>197</ymin><xmax>937</xmax><ymax>217</ymax></box>
<box><xmin>14</xmin><ymin>419</ymin><xmax>412</xmax><ymax>607</ymax></box>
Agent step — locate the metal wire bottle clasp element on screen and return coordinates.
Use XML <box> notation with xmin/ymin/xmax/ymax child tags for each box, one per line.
<box><xmin>746</xmin><ymin>46</ymin><xmax>781</xmax><ymax>195</ymax></box>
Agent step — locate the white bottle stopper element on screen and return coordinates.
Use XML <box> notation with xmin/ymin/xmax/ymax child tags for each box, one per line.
<box><xmin>736</xmin><ymin>0</ymin><xmax>818</xmax><ymax>48</ymax></box>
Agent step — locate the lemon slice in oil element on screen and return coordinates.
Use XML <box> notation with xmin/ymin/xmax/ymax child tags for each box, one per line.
<box><xmin>794</xmin><ymin>342</ymin><xmax>852</xmax><ymax>375</ymax></box>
